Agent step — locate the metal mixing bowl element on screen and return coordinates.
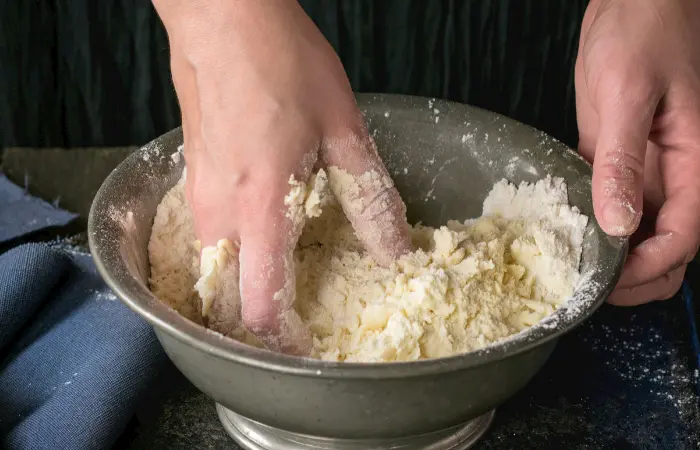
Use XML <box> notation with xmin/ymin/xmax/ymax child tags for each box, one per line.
<box><xmin>89</xmin><ymin>94</ymin><xmax>626</xmax><ymax>446</ymax></box>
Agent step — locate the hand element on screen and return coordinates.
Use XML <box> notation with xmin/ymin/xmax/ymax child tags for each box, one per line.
<box><xmin>153</xmin><ymin>0</ymin><xmax>412</xmax><ymax>353</ymax></box>
<box><xmin>576</xmin><ymin>0</ymin><xmax>700</xmax><ymax>305</ymax></box>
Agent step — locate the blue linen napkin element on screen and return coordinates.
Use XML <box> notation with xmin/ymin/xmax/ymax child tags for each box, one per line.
<box><xmin>0</xmin><ymin>172</ymin><xmax>78</xmax><ymax>245</ymax></box>
<box><xmin>0</xmin><ymin>174</ymin><xmax>166</xmax><ymax>450</ymax></box>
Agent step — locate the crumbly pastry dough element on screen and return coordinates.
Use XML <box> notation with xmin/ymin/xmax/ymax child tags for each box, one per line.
<box><xmin>148</xmin><ymin>169</ymin><xmax>587</xmax><ymax>362</ymax></box>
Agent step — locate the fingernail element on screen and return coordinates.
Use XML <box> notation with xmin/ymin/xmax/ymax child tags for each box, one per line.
<box><xmin>602</xmin><ymin>201</ymin><xmax>640</xmax><ymax>236</ymax></box>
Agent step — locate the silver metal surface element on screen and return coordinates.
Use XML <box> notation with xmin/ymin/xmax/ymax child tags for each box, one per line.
<box><xmin>89</xmin><ymin>93</ymin><xmax>627</xmax><ymax>442</ymax></box>
<box><xmin>217</xmin><ymin>404</ymin><xmax>495</xmax><ymax>450</ymax></box>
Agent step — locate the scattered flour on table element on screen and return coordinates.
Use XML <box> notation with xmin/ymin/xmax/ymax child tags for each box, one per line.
<box><xmin>148</xmin><ymin>169</ymin><xmax>588</xmax><ymax>363</ymax></box>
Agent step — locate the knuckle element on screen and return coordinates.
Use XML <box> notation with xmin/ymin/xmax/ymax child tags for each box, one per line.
<box><xmin>603</xmin><ymin>67</ymin><xmax>654</xmax><ymax>98</ymax></box>
<box><xmin>357</xmin><ymin>187</ymin><xmax>404</xmax><ymax>222</ymax></box>
<box><xmin>590</xmin><ymin>64</ymin><xmax>660</xmax><ymax>117</ymax></box>
<box><xmin>683</xmin><ymin>244</ymin><xmax>699</xmax><ymax>266</ymax></box>
<box><xmin>599</xmin><ymin>148</ymin><xmax>645</xmax><ymax>181</ymax></box>
<box><xmin>659</xmin><ymin>270</ymin><xmax>685</xmax><ymax>301</ymax></box>
<box><xmin>659</xmin><ymin>285</ymin><xmax>680</xmax><ymax>301</ymax></box>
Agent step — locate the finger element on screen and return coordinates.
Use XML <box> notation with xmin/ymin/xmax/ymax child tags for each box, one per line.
<box><xmin>590</xmin><ymin>70</ymin><xmax>661</xmax><ymax>236</ymax></box>
<box><xmin>235</xmin><ymin>164</ymin><xmax>314</xmax><ymax>355</ymax></box>
<box><xmin>321</xmin><ymin>124</ymin><xmax>412</xmax><ymax>266</ymax></box>
<box><xmin>608</xmin><ymin>264</ymin><xmax>685</xmax><ymax>306</ymax></box>
<box><xmin>616</xmin><ymin>185</ymin><xmax>700</xmax><ymax>288</ymax></box>
<box><xmin>239</xmin><ymin>222</ymin><xmax>312</xmax><ymax>356</ymax></box>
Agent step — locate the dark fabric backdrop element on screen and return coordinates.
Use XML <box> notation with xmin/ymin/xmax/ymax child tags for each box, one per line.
<box><xmin>0</xmin><ymin>0</ymin><xmax>589</xmax><ymax>149</ymax></box>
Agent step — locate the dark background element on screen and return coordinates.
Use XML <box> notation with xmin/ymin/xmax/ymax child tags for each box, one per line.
<box><xmin>0</xmin><ymin>0</ymin><xmax>589</xmax><ymax>150</ymax></box>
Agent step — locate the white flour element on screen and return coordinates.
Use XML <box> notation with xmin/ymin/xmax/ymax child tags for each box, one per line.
<box><xmin>148</xmin><ymin>170</ymin><xmax>588</xmax><ymax>362</ymax></box>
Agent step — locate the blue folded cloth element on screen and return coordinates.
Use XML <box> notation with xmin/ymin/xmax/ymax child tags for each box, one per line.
<box><xmin>0</xmin><ymin>175</ymin><xmax>166</xmax><ymax>450</ymax></box>
<box><xmin>0</xmin><ymin>173</ymin><xmax>78</xmax><ymax>245</ymax></box>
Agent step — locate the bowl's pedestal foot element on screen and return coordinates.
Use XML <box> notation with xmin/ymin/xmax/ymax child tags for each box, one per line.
<box><xmin>216</xmin><ymin>404</ymin><xmax>494</xmax><ymax>450</ymax></box>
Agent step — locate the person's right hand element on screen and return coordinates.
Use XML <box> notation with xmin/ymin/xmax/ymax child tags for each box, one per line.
<box><xmin>575</xmin><ymin>0</ymin><xmax>700</xmax><ymax>305</ymax></box>
<box><xmin>152</xmin><ymin>0</ymin><xmax>412</xmax><ymax>354</ymax></box>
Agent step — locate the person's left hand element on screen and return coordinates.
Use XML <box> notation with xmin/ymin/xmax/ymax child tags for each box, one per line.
<box><xmin>576</xmin><ymin>0</ymin><xmax>700</xmax><ymax>305</ymax></box>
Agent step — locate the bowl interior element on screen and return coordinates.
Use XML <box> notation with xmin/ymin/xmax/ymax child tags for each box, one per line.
<box><xmin>88</xmin><ymin>93</ymin><xmax>627</xmax><ymax>377</ymax></box>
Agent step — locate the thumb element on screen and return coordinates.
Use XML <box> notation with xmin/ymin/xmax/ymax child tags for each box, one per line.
<box><xmin>590</xmin><ymin>73</ymin><xmax>661</xmax><ymax>236</ymax></box>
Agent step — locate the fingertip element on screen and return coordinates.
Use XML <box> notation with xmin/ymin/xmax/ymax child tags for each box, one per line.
<box><xmin>278</xmin><ymin>309</ymin><xmax>313</xmax><ymax>356</ymax></box>
<box><xmin>599</xmin><ymin>200</ymin><xmax>642</xmax><ymax>236</ymax></box>
<box><xmin>240</xmin><ymin>298</ymin><xmax>312</xmax><ymax>356</ymax></box>
<box><xmin>592</xmin><ymin>161</ymin><xmax>643</xmax><ymax>237</ymax></box>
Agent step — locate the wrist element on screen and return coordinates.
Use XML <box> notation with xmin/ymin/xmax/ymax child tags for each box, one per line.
<box><xmin>152</xmin><ymin>0</ymin><xmax>300</xmax><ymax>40</ymax></box>
<box><xmin>152</xmin><ymin>0</ymin><xmax>303</xmax><ymax>66</ymax></box>
<box><xmin>152</xmin><ymin>1</ymin><xmax>238</xmax><ymax>40</ymax></box>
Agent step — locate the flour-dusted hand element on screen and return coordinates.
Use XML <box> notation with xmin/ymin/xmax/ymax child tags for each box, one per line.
<box><xmin>152</xmin><ymin>0</ymin><xmax>411</xmax><ymax>354</ymax></box>
<box><xmin>575</xmin><ymin>0</ymin><xmax>700</xmax><ymax>305</ymax></box>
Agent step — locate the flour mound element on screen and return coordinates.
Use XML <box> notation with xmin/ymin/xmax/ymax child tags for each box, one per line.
<box><xmin>148</xmin><ymin>170</ymin><xmax>588</xmax><ymax>363</ymax></box>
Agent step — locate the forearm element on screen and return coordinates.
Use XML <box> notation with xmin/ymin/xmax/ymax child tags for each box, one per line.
<box><xmin>151</xmin><ymin>0</ymin><xmax>306</xmax><ymax>66</ymax></box>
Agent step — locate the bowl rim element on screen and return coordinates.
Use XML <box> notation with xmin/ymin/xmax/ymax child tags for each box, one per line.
<box><xmin>88</xmin><ymin>93</ymin><xmax>628</xmax><ymax>379</ymax></box>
